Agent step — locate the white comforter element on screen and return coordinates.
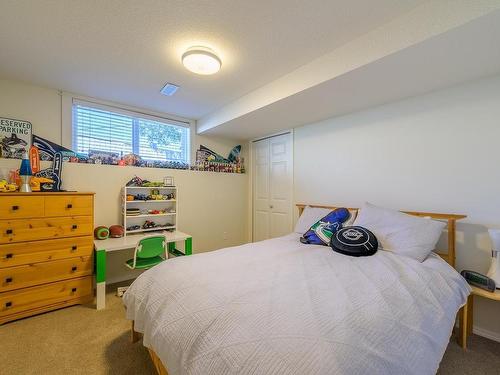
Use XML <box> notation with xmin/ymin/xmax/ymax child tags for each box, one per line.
<box><xmin>123</xmin><ymin>234</ymin><xmax>470</xmax><ymax>375</ymax></box>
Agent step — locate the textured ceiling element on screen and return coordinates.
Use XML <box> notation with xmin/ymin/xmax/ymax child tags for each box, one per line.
<box><xmin>201</xmin><ymin>9</ymin><xmax>500</xmax><ymax>139</ymax></box>
<box><xmin>0</xmin><ymin>0</ymin><xmax>423</xmax><ymax>119</ymax></box>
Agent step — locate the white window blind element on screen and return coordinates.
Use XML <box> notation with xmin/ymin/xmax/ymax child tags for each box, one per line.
<box><xmin>72</xmin><ymin>100</ymin><xmax>190</xmax><ymax>163</ymax></box>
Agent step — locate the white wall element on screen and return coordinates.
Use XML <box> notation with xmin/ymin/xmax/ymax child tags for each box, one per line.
<box><xmin>0</xmin><ymin>78</ymin><xmax>249</xmax><ymax>283</ymax></box>
<box><xmin>293</xmin><ymin>74</ymin><xmax>500</xmax><ymax>341</ymax></box>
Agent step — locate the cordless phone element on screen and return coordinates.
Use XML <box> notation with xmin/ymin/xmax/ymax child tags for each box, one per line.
<box><xmin>461</xmin><ymin>270</ymin><xmax>496</xmax><ymax>292</ymax></box>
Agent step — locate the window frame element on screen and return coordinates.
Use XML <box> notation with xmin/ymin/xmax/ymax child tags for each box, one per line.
<box><xmin>64</xmin><ymin>95</ymin><xmax>193</xmax><ymax>164</ymax></box>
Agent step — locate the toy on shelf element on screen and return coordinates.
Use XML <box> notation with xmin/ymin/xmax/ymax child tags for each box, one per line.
<box><xmin>126</xmin><ymin>176</ymin><xmax>144</xmax><ymax>187</ymax></box>
<box><xmin>30</xmin><ymin>177</ymin><xmax>55</xmax><ymax>192</ymax></box>
<box><xmin>192</xmin><ymin>144</ymin><xmax>245</xmax><ymax>173</ymax></box>
<box><xmin>142</xmin><ymin>181</ymin><xmax>167</xmax><ymax>187</ymax></box>
<box><xmin>122</xmin><ymin>179</ymin><xmax>178</xmax><ymax>235</ymax></box>
<box><xmin>143</xmin><ymin>220</ymin><xmax>156</xmax><ymax>229</ymax></box>
<box><xmin>125</xmin><ymin>176</ymin><xmax>173</xmax><ymax>188</ymax></box>
<box><xmin>0</xmin><ymin>180</ymin><xmax>17</xmax><ymax>192</ymax></box>
<box><xmin>149</xmin><ymin>189</ymin><xmax>162</xmax><ymax>200</ymax></box>
<box><xmin>148</xmin><ymin>209</ymin><xmax>165</xmax><ymax>215</ymax></box>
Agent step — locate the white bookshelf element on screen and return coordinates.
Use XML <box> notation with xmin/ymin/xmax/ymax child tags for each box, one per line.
<box><xmin>122</xmin><ymin>185</ymin><xmax>177</xmax><ymax>236</ymax></box>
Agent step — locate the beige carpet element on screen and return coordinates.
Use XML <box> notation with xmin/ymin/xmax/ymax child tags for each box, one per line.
<box><xmin>1</xmin><ymin>283</ymin><xmax>499</xmax><ymax>375</ymax></box>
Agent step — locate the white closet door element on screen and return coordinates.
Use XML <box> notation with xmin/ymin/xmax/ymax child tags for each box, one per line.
<box><xmin>253</xmin><ymin>138</ymin><xmax>271</xmax><ymax>241</ymax></box>
<box><xmin>253</xmin><ymin>133</ymin><xmax>293</xmax><ymax>241</ymax></box>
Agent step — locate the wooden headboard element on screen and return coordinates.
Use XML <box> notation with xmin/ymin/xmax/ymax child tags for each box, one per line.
<box><xmin>296</xmin><ymin>204</ymin><xmax>466</xmax><ymax>268</ymax></box>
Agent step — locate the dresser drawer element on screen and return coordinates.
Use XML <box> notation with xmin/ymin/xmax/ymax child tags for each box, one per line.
<box><xmin>0</xmin><ymin>236</ymin><xmax>93</xmax><ymax>268</ymax></box>
<box><xmin>0</xmin><ymin>256</ymin><xmax>93</xmax><ymax>292</ymax></box>
<box><xmin>44</xmin><ymin>195</ymin><xmax>93</xmax><ymax>217</ymax></box>
<box><xmin>0</xmin><ymin>276</ymin><xmax>92</xmax><ymax>318</ymax></box>
<box><xmin>0</xmin><ymin>216</ymin><xmax>93</xmax><ymax>244</ymax></box>
<box><xmin>0</xmin><ymin>196</ymin><xmax>44</xmax><ymax>219</ymax></box>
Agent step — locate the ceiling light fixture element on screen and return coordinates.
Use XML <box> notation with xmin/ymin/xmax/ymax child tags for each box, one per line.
<box><xmin>182</xmin><ymin>46</ymin><xmax>221</xmax><ymax>75</ymax></box>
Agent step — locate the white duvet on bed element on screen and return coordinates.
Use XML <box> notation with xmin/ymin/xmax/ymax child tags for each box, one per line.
<box><xmin>123</xmin><ymin>234</ymin><xmax>470</xmax><ymax>375</ymax></box>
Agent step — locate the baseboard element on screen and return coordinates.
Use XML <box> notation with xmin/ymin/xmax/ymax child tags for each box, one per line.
<box><xmin>473</xmin><ymin>325</ymin><xmax>500</xmax><ymax>343</ymax></box>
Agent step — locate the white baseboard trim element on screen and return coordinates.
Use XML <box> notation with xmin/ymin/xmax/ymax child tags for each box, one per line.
<box><xmin>473</xmin><ymin>325</ymin><xmax>500</xmax><ymax>343</ymax></box>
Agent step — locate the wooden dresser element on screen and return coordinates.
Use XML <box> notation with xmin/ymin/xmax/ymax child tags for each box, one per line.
<box><xmin>0</xmin><ymin>192</ymin><xmax>94</xmax><ymax>325</ymax></box>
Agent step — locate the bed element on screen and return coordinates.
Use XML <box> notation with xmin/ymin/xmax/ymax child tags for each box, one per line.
<box><xmin>124</xmin><ymin>204</ymin><xmax>471</xmax><ymax>375</ymax></box>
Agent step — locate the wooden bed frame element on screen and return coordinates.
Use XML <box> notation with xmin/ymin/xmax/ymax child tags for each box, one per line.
<box><xmin>132</xmin><ymin>204</ymin><xmax>468</xmax><ymax>374</ymax></box>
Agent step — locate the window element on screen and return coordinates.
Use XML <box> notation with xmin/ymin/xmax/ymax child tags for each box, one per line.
<box><xmin>72</xmin><ymin>100</ymin><xmax>190</xmax><ymax>163</ymax></box>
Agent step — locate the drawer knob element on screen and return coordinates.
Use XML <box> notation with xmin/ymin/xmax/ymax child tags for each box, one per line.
<box><xmin>72</xmin><ymin>225</ymin><xmax>78</xmax><ymax>230</ymax></box>
<box><xmin>71</xmin><ymin>287</ymin><xmax>77</xmax><ymax>293</ymax></box>
<box><xmin>5</xmin><ymin>301</ymin><xmax>12</xmax><ymax>308</ymax></box>
<box><xmin>67</xmin><ymin>204</ymin><xmax>73</xmax><ymax>209</ymax></box>
<box><xmin>12</xmin><ymin>205</ymin><xmax>19</xmax><ymax>211</ymax></box>
<box><xmin>5</xmin><ymin>229</ymin><xmax>13</xmax><ymax>235</ymax></box>
<box><xmin>5</xmin><ymin>253</ymin><xmax>13</xmax><ymax>259</ymax></box>
<box><xmin>5</xmin><ymin>277</ymin><xmax>13</xmax><ymax>283</ymax></box>
<box><xmin>71</xmin><ymin>246</ymin><xmax>77</xmax><ymax>251</ymax></box>
<box><xmin>71</xmin><ymin>266</ymin><xmax>77</xmax><ymax>272</ymax></box>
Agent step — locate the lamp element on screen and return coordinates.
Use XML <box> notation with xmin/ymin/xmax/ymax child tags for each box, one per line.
<box><xmin>182</xmin><ymin>46</ymin><xmax>221</xmax><ymax>75</ymax></box>
<box><xmin>487</xmin><ymin>229</ymin><xmax>500</xmax><ymax>289</ymax></box>
<box><xmin>19</xmin><ymin>151</ymin><xmax>32</xmax><ymax>193</ymax></box>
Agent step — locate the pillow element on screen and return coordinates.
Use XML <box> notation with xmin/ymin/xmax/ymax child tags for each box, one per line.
<box><xmin>294</xmin><ymin>206</ymin><xmax>358</xmax><ymax>233</ymax></box>
<box><xmin>294</xmin><ymin>206</ymin><xmax>332</xmax><ymax>233</ymax></box>
<box><xmin>330</xmin><ymin>226</ymin><xmax>378</xmax><ymax>257</ymax></box>
<box><xmin>344</xmin><ymin>209</ymin><xmax>358</xmax><ymax>226</ymax></box>
<box><xmin>300</xmin><ymin>208</ymin><xmax>351</xmax><ymax>245</ymax></box>
<box><xmin>353</xmin><ymin>202</ymin><xmax>445</xmax><ymax>262</ymax></box>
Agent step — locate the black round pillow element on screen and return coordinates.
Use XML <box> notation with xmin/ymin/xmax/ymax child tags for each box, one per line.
<box><xmin>330</xmin><ymin>226</ymin><xmax>378</xmax><ymax>257</ymax></box>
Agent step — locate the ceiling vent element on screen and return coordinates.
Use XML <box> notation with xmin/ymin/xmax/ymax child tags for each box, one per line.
<box><xmin>160</xmin><ymin>83</ymin><xmax>180</xmax><ymax>96</ymax></box>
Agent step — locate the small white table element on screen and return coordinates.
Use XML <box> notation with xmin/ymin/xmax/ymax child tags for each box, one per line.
<box><xmin>93</xmin><ymin>230</ymin><xmax>192</xmax><ymax>310</ymax></box>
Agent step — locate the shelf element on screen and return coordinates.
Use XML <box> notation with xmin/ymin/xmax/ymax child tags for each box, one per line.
<box><xmin>125</xmin><ymin>186</ymin><xmax>176</xmax><ymax>189</ymax></box>
<box><xmin>126</xmin><ymin>226</ymin><xmax>176</xmax><ymax>234</ymax></box>
<box><xmin>126</xmin><ymin>199</ymin><xmax>176</xmax><ymax>203</ymax></box>
<box><xmin>125</xmin><ymin>213</ymin><xmax>176</xmax><ymax>218</ymax></box>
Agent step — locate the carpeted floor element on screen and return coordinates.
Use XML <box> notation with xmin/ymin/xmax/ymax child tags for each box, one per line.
<box><xmin>1</xmin><ymin>283</ymin><xmax>499</xmax><ymax>375</ymax></box>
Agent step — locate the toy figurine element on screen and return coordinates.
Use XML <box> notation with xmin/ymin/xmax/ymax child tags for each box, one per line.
<box><xmin>0</xmin><ymin>179</ymin><xmax>17</xmax><ymax>192</ymax></box>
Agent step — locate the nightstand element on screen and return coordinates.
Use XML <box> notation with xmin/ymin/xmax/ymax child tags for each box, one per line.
<box><xmin>458</xmin><ymin>286</ymin><xmax>500</xmax><ymax>349</ymax></box>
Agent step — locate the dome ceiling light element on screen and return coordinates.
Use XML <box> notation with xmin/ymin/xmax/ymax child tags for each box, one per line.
<box><xmin>182</xmin><ymin>46</ymin><xmax>221</xmax><ymax>75</ymax></box>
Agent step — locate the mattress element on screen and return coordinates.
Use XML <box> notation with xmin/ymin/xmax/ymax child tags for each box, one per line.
<box><xmin>123</xmin><ymin>233</ymin><xmax>471</xmax><ymax>375</ymax></box>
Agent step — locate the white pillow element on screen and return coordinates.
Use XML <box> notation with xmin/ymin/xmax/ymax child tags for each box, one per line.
<box><xmin>353</xmin><ymin>202</ymin><xmax>445</xmax><ymax>262</ymax></box>
<box><xmin>294</xmin><ymin>206</ymin><xmax>332</xmax><ymax>233</ymax></box>
<box><xmin>294</xmin><ymin>206</ymin><xmax>358</xmax><ymax>234</ymax></box>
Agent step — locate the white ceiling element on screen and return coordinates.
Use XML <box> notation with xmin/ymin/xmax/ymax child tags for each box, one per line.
<box><xmin>0</xmin><ymin>0</ymin><xmax>424</xmax><ymax>119</ymax></box>
<box><xmin>201</xmin><ymin>9</ymin><xmax>500</xmax><ymax>139</ymax></box>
